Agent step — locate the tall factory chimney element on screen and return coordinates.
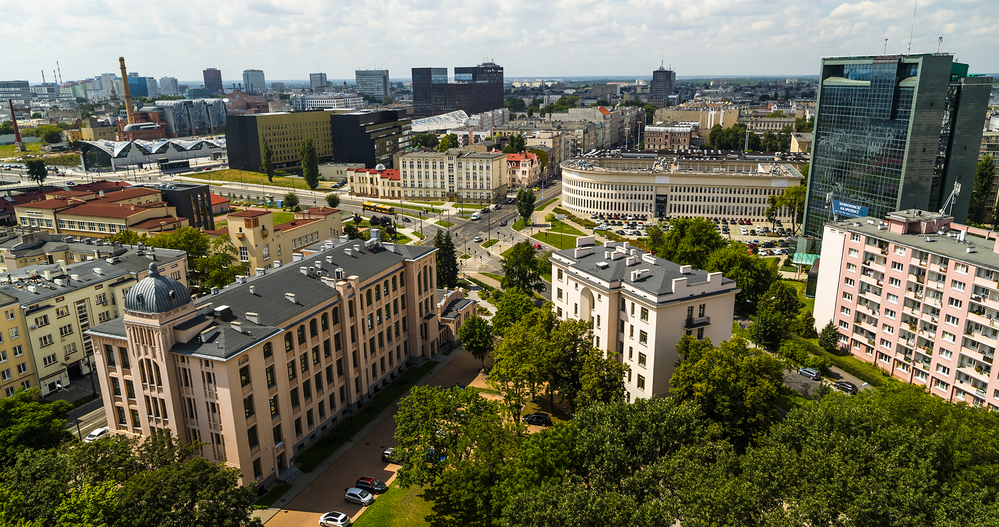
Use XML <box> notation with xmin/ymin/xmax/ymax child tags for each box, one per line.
<box><xmin>118</xmin><ymin>56</ymin><xmax>135</xmax><ymax>125</ymax></box>
<box><xmin>7</xmin><ymin>100</ymin><xmax>25</xmax><ymax>152</ymax></box>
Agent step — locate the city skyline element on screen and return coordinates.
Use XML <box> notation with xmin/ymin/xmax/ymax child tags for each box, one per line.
<box><xmin>3</xmin><ymin>0</ymin><xmax>996</xmax><ymax>83</ymax></box>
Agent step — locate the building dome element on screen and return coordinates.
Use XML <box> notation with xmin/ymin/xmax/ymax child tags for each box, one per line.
<box><xmin>123</xmin><ymin>263</ymin><xmax>192</xmax><ymax>314</ymax></box>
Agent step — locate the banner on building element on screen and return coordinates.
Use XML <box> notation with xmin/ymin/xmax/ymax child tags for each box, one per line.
<box><xmin>832</xmin><ymin>200</ymin><xmax>868</xmax><ymax>218</ymax></box>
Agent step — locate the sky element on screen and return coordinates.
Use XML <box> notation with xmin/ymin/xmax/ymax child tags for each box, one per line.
<box><xmin>4</xmin><ymin>0</ymin><xmax>998</xmax><ymax>84</ymax></box>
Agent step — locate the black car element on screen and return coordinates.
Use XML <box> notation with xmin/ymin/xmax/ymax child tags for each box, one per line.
<box><xmin>522</xmin><ymin>412</ymin><xmax>553</xmax><ymax>427</ymax></box>
<box><xmin>401</xmin><ymin>216</ymin><xmax>411</xmax><ymax>223</ymax></box>
<box><xmin>355</xmin><ymin>476</ymin><xmax>388</xmax><ymax>494</ymax></box>
<box><xmin>499</xmin><ymin>220</ymin><xmax>507</xmax><ymax>226</ymax></box>
<box><xmin>833</xmin><ymin>381</ymin><xmax>858</xmax><ymax>395</ymax></box>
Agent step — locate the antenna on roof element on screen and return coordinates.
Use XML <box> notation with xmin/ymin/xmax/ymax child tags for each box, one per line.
<box><xmin>937</xmin><ymin>36</ymin><xmax>943</xmax><ymax>52</ymax></box>
<box><xmin>883</xmin><ymin>38</ymin><xmax>888</xmax><ymax>54</ymax></box>
<box><xmin>907</xmin><ymin>0</ymin><xmax>917</xmax><ymax>53</ymax></box>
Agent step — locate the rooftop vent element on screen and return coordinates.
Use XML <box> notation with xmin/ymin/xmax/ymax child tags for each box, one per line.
<box><xmin>314</xmin><ymin>260</ymin><xmax>322</xmax><ymax>270</ymax></box>
<box><xmin>230</xmin><ymin>321</ymin><xmax>244</xmax><ymax>333</ymax></box>
<box><xmin>213</xmin><ymin>305</ymin><xmax>232</xmax><ymax>319</ymax></box>
<box><xmin>335</xmin><ymin>268</ymin><xmax>345</xmax><ymax>280</ymax></box>
<box><xmin>925</xmin><ymin>237</ymin><xmax>936</xmax><ymax>242</ymax></box>
<box><xmin>354</xmin><ymin>244</ymin><xmax>361</xmax><ymax>253</ymax></box>
<box><xmin>235</xmin><ymin>275</ymin><xmax>247</xmax><ymax>284</ymax></box>
<box><xmin>27</xmin><ymin>285</ymin><xmax>36</xmax><ymax>293</ymax></box>
<box><xmin>54</xmin><ymin>278</ymin><xmax>65</xmax><ymax>286</ymax></box>
<box><xmin>92</xmin><ymin>267</ymin><xmax>103</xmax><ymax>275</ymax></box>
<box><xmin>248</xmin><ymin>285</ymin><xmax>256</xmax><ymax>295</ymax></box>
<box><xmin>596</xmin><ymin>262</ymin><xmax>609</xmax><ymax>269</ymax></box>
<box><xmin>255</xmin><ymin>268</ymin><xmax>265</xmax><ymax>277</ymax></box>
<box><xmin>642</xmin><ymin>253</ymin><xmax>657</xmax><ymax>265</ymax></box>
<box><xmin>679</xmin><ymin>265</ymin><xmax>692</xmax><ymax>274</ymax></box>
<box><xmin>967</xmin><ymin>247</ymin><xmax>977</xmax><ymax>253</ymax></box>
<box><xmin>325</xmin><ymin>256</ymin><xmax>333</xmax><ymax>264</ymax></box>
<box><xmin>285</xmin><ymin>292</ymin><xmax>297</xmax><ymax>304</ymax></box>
<box><xmin>245</xmin><ymin>312</ymin><xmax>260</xmax><ymax>324</ymax></box>
<box><xmin>273</xmin><ymin>260</ymin><xmax>282</xmax><ymax>268</ymax></box>
<box><xmin>625</xmin><ymin>256</ymin><xmax>639</xmax><ymax>266</ymax></box>
<box><xmin>70</xmin><ymin>274</ymin><xmax>79</xmax><ymax>281</ymax></box>
<box><xmin>199</xmin><ymin>326</ymin><xmax>218</xmax><ymax>344</ymax></box>
<box><xmin>300</xmin><ymin>266</ymin><xmax>309</xmax><ymax>276</ymax></box>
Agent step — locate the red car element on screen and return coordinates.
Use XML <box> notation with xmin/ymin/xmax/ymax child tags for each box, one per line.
<box><xmin>533</xmin><ymin>243</ymin><xmax>542</xmax><ymax>249</ymax></box>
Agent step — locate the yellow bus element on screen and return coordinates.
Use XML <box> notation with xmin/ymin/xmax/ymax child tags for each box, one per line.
<box><xmin>362</xmin><ymin>202</ymin><xmax>395</xmax><ymax>215</ymax></box>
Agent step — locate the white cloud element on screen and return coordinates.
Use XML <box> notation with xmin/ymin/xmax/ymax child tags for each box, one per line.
<box><xmin>2</xmin><ymin>0</ymin><xmax>995</xmax><ymax>83</ymax></box>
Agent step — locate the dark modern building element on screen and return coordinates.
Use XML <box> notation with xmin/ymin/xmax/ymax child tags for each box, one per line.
<box><xmin>801</xmin><ymin>53</ymin><xmax>992</xmax><ymax>245</ymax></box>
<box><xmin>412</xmin><ymin>62</ymin><xmax>503</xmax><ymax>117</ymax></box>
<box><xmin>330</xmin><ymin>109</ymin><xmax>412</xmax><ymax>168</ymax></box>
<box><xmin>203</xmin><ymin>68</ymin><xmax>223</xmax><ymax>95</ymax></box>
<box><xmin>649</xmin><ymin>65</ymin><xmax>676</xmax><ymax>107</ymax></box>
<box><xmin>310</xmin><ymin>72</ymin><xmax>328</xmax><ymax>93</ymax></box>
<box><xmin>355</xmin><ymin>70</ymin><xmax>390</xmax><ymax>99</ymax></box>
<box><xmin>156</xmin><ymin>182</ymin><xmax>215</xmax><ymax>230</ymax></box>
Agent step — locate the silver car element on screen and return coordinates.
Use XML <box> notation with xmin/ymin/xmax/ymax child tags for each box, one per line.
<box><xmin>344</xmin><ymin>487</ymin><xmax>374</xmax><ymax>506</ymax></box>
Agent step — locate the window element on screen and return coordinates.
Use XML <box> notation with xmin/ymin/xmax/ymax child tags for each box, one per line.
<box><xmin>884</xmin><ymin>308</ymin><xmax>895</xmax><ymax>319</ymax></box>
<box><xmin>263</xmin><ymin>342</ymin><xmax>272</xmax><ymax>359</ymax></box>
<box><xmin>284</xmin><ymin>334</ymin><xmax>294</xmax><ymax>352</ymax></box>
<box><xmin>557</xmin><ymin>288</ymin><xmax>562</xmax><ymax>300</ymax></box>
<box><xmin>265</xmin><ymin>365</ymin><xmax>275</xmax><ymax>387</ymax></box>
<box><xmin>243</xmin><ymin>395</ymin><xmax>255</xmax><ymax>418</ymax></box>
<box><xmin>636</xmin><ymin>374</ymin><xmax>645</xmax><ymax>390</ymax></box>
<box><xmin>290</xmin><ymin>387</ymin><xmax>300</xmax><ymax>408</ymax></box>
<box><xmin>42</xmin><ymin>353</ymin><xmax>56</xmax><ymax>366</ymax></box>
<box><xmin>287</xmin><ymin>360</ymin><xmax>296</xmax><ymax>381</ymax></box>
<box><xmin>889</xmin><ymin>277</ymin><xmax>901</xmax><ymax>287</ymax></box>
<box><xmin>639</xmin><ymin>330</ymin><xmax>648</xmax><ymax>345</ymax></box>
<box><xmin>38</xmin><ymin>335</ymin><xmax>53</xmax><ymax>347</ymax></box>
<box><xmin>34</xmin><ymin>315</ymin><xmax>49</xmax><ymax>327</ymax></box>
<box><xmin>262</xmin><ymin>244</ymin><xmax>270</xmax><ymax>260</ymax></box>
<box><xmin>239</xmin><ymin>247</ymin><xmax>248</xmax><ymax>262</ymax></box>
<box><xmin>939</xmin><ymin>348</ymin><xmax>953</xmax><ymax>360</ymax></box>
<box><xmin>886</xmin><ymin>293</ymin><xmax>898</xmax><ymax>304</ymax></box>
<box><xmin>955</xmin><ymin>263</ymin><xmax>968</xmax><ymax>274</ymax></box>
<box><xmin>881</xmin><ymin>323</ymin><xmax>893</xmax><ymax>335</ymax></box>
<box><xmin>844</xmin><ymin>277</ymin><xmax>855</xmax><ymax>287</ymax></box>
<box><xmin>950</xmin><ymin>280</ymin><xmax>966</xmax><ymax>292</ymax></box>
<box><xmin>239</xmin><ymin>366</ymin><xmax>251</xmax><ymax>387</ymax></box>
<box><xmin>557</xmin><ymin>269</ymin><xmax>563</xmax><ymax>281</ymax></box>
<box><xmin>849</xmin><ymin>249</ymin><xmax>859</xmax><ymax>257</ymax></box>
<box><xmin>942</xmin><ymin>331</ymin><xmax>955</xmax><ymax>343</ymax></box>
<box><xmin>944</xmin><ymin>314</ymin><xmax>959</xmax><ymax>326</ymax></box>
<box><xmin>16</xmin><ymin>363</ymin><xmax>27</xmax><ymax>375</ymax></box>
<box><xmin>840</xmin><ymin>306</ymin><xmax>851</xmax><ymax>316</ymax></box>
<box><xmin>846</xmin><ymin>263</ymin><xmax>857</xmax><ymax>272</ymax></box>
<box><xmin>891</xmin><ymin>261</ymin><xmax>904</xmax><ymax>271</ymax></box>
<box><xmin>948</xmin><ymin>298</ymin><xmax>963</xmax><ymax>309</ymax></box>
<box><xmin>8</xmin><ymin>328</ymin><xmax>18</xmax><ymax>339</ymax></box>
<box><xmin>269</xmin><ymin>395</ymin><xmax>279</xmax><ymax>417</ymax></box>
<box><xmin>640</xmin><ymin>307</ymin><xmax>649</xmax><ymax>321</ymax></box>
<box><xmin>936</xmin><ymin>364</ymin><xmax>951</xmax><ymax>376</ymax></box>
<box><xmin>894</xmin><ymin>246</ymin><xmax>906</xmax><ymax>256</ymax></box>
<box><xmin>56</xmin><ymin>307</ymin><xmax>69</xmax><ymax>318</ymax></box>
<box><xmin>842</xmin><ymin>292</ymin><xmax>853</xmax><ymax>301</ymax></box>
<box><xmin>247</xmin><ymin>425</ymin><xmax>259</xmax><ymax>448</ymax></box>
<box><xmin>638</xmin><ymin>352</ymin><xmax>647</xmax><ymax>367</ymax></box>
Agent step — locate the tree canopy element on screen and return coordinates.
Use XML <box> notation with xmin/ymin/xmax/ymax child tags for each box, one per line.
<box><xmin>970</xmin><ymin>155</ymin><xmax>995</xmax><ymax>224</ymax></box>
<box><xmin>438</xmin><ymin>134</ymin><xmax>459</xmax><ymax>152</ymax></box>
<box><xmin>0</xmin><ymin>388</ymin><xmax>72</xmax><ymax>466</ymax></box>
<box><xmin>299</xmin><ymin>137</ymin><xmax>319</xmax><ymax>190</ymax></box>
<box><xmin>458</xmin><ymin>315</ymin><xmax>494</xmax><ymax>367</ymax></box>
<box><xmin>777</xmin><ymin>183</ymin><xmax>807</xmax><ymax>233</ymax></box>
<box><xmin>515</xmin><ymin>188</ymin><xmax>536</xmax><ymax>226</ymax></box>
<box><xmin>283</xmin><ymin>191</ymin><xmax>299</xmax><ymax>209</ymax></box>
<box><xmin>324</xmin><ymin>192</ymin><xmax>340</xmax><ymax>209</ymax></box>
<box><xmin>25</xmin><ymin>159</ymin><xmax>47</xmax><ymax>189</ymax></box>
<box><xmin>499</xmin><ymin>242</ymin><xmax>546</xmax><ymax>295</ymax></box>
<box><xmin>502</xmin><ymin>134</ymin><xmax>526</xmax><ymax>154</ymax></box>
<box><xmin>412</xmin><ymin>133</ymin><xmax>439</xmax><ymax>149</ymax></box>
<box><xmin>705</xmin><ymin>244</ymin><xmax>780</xmax><ymax>314</ymax></box>
<box><xmin>261</xmin><ymin>140</ymin><xmax>275</xmax><ymax>182</ymax></box>
<box><xmin>646</xmin><ymin>217</ymin><xmax>726</xmax><ymax>270</ymax></box>
<box><xmin>433</xmin><ymin>230</ymin><xmax>459</xmax><ymax>289</ymax></box>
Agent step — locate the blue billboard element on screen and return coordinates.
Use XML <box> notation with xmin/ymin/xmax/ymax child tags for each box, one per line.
<box><xmin>833</xmin><ymin>200</ymin><xmax>869</xmax><ymax>218</ymax></box>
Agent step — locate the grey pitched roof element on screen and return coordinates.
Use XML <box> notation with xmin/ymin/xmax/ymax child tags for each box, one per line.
<box><xmin>441</xmin><ymin>298</ymin><xmax>473</xmax><ymax>320</ymax></box>
<box><xmin>88</xmin><ymin>317</ymin><xmax>126</xmax><ymax>339</ymax></box>
<box><xmin>553</xmin><ymin>243</ymin><xmax>737</xmax><ymax>300</ymax></box>
<box><xmin>0</xmin><ymin>258</ymin><xmax>132</xmax><ymax>305</ymax></box>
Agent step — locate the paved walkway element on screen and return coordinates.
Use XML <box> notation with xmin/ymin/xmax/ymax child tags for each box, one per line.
<box><xmin>255</xmin><ymin>349</ymin><xmax>479</xmax><ymax>526</ymax></box>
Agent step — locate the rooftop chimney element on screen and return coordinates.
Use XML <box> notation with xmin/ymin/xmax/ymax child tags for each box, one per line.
<box><xmin>118</xmin><ymin>57</ymin><xmax>136</xmax><ymax>125</ymax></box>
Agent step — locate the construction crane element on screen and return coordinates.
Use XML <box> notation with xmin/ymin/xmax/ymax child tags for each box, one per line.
<box><xmin>57</xmin><ymin>61</ymin><xmax>63</xmax><ymax>86</ymax></box>
<box><xmin>938</xmin><ymin>181</ymin><xmax>961</xmax><ymax>216</ymax></box>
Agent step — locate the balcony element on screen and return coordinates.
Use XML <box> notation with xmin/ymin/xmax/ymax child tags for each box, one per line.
<box><xmin>959</xmin><ymin>366</ymin><xmax>991</xmax><ymax>383</ymax></box>
<box><xmin>684</xmin><ymin>316</ymin><xmax>711</xmax><ymax>329</ymax></box>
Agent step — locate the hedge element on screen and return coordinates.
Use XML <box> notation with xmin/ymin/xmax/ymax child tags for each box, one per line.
<box><xmin>793</xmin><ymin>336</ymin><xmax>896</xmax><ymax>388</ymax></box>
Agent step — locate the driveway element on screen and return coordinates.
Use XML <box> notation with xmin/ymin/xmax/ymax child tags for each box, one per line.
<box><xmin>265</xmin><ymin>351</ymin><xmax>484</xmax><ymax>527</ymax></box>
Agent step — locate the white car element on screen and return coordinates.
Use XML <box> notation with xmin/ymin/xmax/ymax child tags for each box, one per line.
<box><xmin>84</xmin><ymin>426</ymin><xmax>110</xmax><ymax>443</ymax></box>
<box><xmin>740</xmin><ymin>227</ymin><xmax>748</xmax><ymax>235</ymax></box>
<box><xmin>319</xmin><ymin>511</ymin><xmax>351</xmax><ymax>527</ymax></box>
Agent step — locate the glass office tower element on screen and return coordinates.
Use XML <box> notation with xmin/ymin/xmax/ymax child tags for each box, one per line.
<box><xmin>801</xmin><ymin>54</ymin><xmax>991</xmax><ymax>244</ymax></box>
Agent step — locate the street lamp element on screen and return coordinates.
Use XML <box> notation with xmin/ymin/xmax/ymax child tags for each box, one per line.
<box><xmin>54</xmin><ymin>382</ymin><xmax>83</xmax><ymax>441</ymax></box>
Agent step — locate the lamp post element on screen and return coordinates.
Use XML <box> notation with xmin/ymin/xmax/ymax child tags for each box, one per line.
<box><xmin>54</xmin><ymin>382</ymin><xmax>83</xmax><ymax>441</ymax></box>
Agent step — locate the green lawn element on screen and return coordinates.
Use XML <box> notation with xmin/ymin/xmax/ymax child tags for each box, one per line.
<box><xmin>352</xmin><ymin>483</ymin><xmax>432</xmax><ymax>527</ymax></box>
<box><xmin>782</xmin><ymin>279</ymin><xmax>814</xmax><ymax>314</ymax></box>
<box><xmin>271</xmin><ymin>211</ymin><xmax>296</xmax><ymax>225</ymax></box>
<box><xmin>482</xmin><ymin>272</ymin><xmax>505</xmax><ymax>283</ymax></box>
<box><xmin>412</xmin><ymin>231</ymin><xmax>426</xmax><ymax>240</ymax></box>
<box><xmin>531</xmin><ymin>232</ymin><xmax>602</xmax><ymax>250</ymax></box>
<box><xmin>436</xmin><ymin>220</ymin><xmax>454</xmax><ymax>228</ymax></box>
<box><xmin>254</xmin><ymin>484</ymin><xmax>292</xmax><ymax>508</ymax></box>
<box><xmin>0</xmin><ymin>143</ymin><xmax>43</xmax><ymax>158</ymax></box>
<box><xmin>481</xmin><ymin>239</ymin><xmax>498</xmax><ymax>248</ymax></box>
<box><xmin>215</xmin><ymin>220</ymin><xmax>228</xmax><ymax>230</ymax></box>
<box><xmin>386</xmin><ymin>232</ymin><xmax>412</xmax><ymax>244</ymax></box>
<box><xmin>548</xmin><ymin>221</ymin><xmax>586</xmax><ymax>236</ymax></box>
<box><xmin>460</xmin><ymin>254</ymin><xmax>471</xmax><ymax>259</ymax></box>
<box><xmin>453</xmin><ymin>203</ymin><xmax>484</xmax><ymax>209</ymax></box>
<box><xmin>194</xmin><ymin>168</ymin><xmax>313</xmax><ymax>190</ymax></box>
<box><xmin>455</xmin><ymin>211</ymin><xmax>474</xmax><ymax>218</ymax></box>
<box><xmin>295</xmin><ymin>362</ymin><xmax>436</xmax><ymax>472</ymax></box>
<box><xmin>512</xmin><ymin>219</ymin><xmax>530</xmax><ymax>231</ymax></box>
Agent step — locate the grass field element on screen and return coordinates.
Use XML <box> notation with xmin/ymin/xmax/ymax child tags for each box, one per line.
<box><xmin>531</xmin><ymin>232</ymin><xmax>602</xmax><ymax>250</ymax></box>
<box><xmin>481</xmin><ymin>239</ymin><xmax>498</xmax><ymax>248</ymax></box>
<box><xmin>0</xmin><ymin>143</ymin><xmax>43</xmax><ymax>158</ymax></box>
<box><xmin>548</xmin><ymin>221</ymin><xmax>586</xmax><ymax>236</ymax></box>
<box><xmin>453</xmin><ymin>203</ymin><xmax>484</xmax><ymax>209</ymax></box>
<box><xmin>482</xmin><ymin>272</ymin><xmax>505</xmax><ymax>283</ymax></box>
<box><xmin>370</xmin><ymin>200</ymin><xmax>442</xmax><ymax>213</ymax></box>
<box><xmin>512</xmin><ymin>219</ymin><xmax>529</xmax><ymax>231</ymax></box>
<box><xmin>192</xmin><ymin>169</ymin><xmax>313</xmax><ymax>190</ymax></box>
<box><xmin>782</xmin><ymin>279</ymin><xmax>814</xmax><ymax>314</ymax></box>
<box><xmin>352</xmin><ymin>483</ymin><xmax>432</xmax><ymax>527</ymax></box>
<box><xmin>436</xmin><ymin>220</ymin><xmax>454</xmax><ymax>228</ymax></box>
<box><xmin>412</xmin><ymin>231</ymin><xmax>426</xmax><ymax>240</ymax></box>
<box><xmin>271</xmin><ymin>211</ymin><xmax>296</xmax><ymax>225</ymax></box>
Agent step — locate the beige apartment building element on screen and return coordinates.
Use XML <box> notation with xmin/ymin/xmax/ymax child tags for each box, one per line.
<box><xmin>87</xmin><ymin>234</ymin><xmax>476</xmax><ymax>485</ymax></box>
<box><xmin>0</xmin><ymin>292</ymin><xmax>33</xmax><ymax>398</ymax></box>
<box><xmin>223</xmin><ymin>208</ymin><xmax>343</xmax><ymax>272</ymax></box>
<box><xmin>396</xmin><ymin>149</ymin><xmax>507</xmax><ymax>204</ymax></box>
<box><xmin>653</xmin><ymin>108</ymin><xmax>738</xmax><ymax>140</ymax></box>
<box><xmin>14</xmin><ymin>188</ymin><xmax>188</xmax><ymax>237</ymax></box>
<box><xmin>550</xmin><ymin>237</ymin><xmax>738</xmax><ymax>401</ymax></box>
<box><xmin>346</xmin><ymin>167</ymin><xmax>403</xmax><ymax>199</ymax></box>
<box><xmin>0</xmin><ymin>247</ymin><xmax>188</xmax><ymax>396</ymax></box>
<box><xmin>506</xmin><ymin>152</ymin><xmax>542</xmax><ymax>189</ymax></box>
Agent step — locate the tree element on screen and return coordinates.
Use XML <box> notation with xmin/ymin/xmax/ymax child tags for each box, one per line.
<box><xmin>412</xmin><ymin>133</ymin><xmax>439</xmax><ymax>149</ymax></box>
<box><xmin>777</xmin><ymin>183</ymin><xmax>807</xmax><ymax>233</ymax></box>
<box><xmin>197</xmin><ymin>235</ymin><xmax>247</xmax><ymax>290</ymax></box>
<box><xmin>505</xmin><ymin>134</ymin><xmax>526</xmax><ymax>153</ymax></box>
<box><xmin>283</xmin><ymin>191</ymin><xmax>299</xmax><ymax>209</ymax></box>
<box><xmin>515</xmin><ymin>188</ymin><xmax>536</xmax><ymax>226</ymax></box>
<box><xmin>793</xmin><ymin>310</ymin><xmax>817</xmax><ymax>339</ymax></box>
<box><xmin>765</xmin><ymin>194</ymin><xmax>778</xmax><ymax>229</ymax></box>
<box><xmin>489</xmin><ymin>308</ymin><xmax>552</xmax><ymax>421</ymax></box>
<box><xmin>106</xmin><ymin>230</ymin><xmax>147</xmax><ymax>246</ymax></box>
<box><xmin>504</xmin><ymin>97</ymin><xmax>527</xmax><ymax>112</ymax></box>
<box><xmin>818</xmin><ymin>321</ymin><xmax>842</xmax><ymax>354</ymax></box>
<box><xmin>754</xmin><ymin>281</ymin><xmax>802</xmax><ymax>349</ymax></box>
<box><xmin>0</xmin><ymin>388</ymin><xmax>71</xmax><ymax>466</ymax></box>
<box><xmin>343</xmin><ymin>222</ymin><xmax>363</xmax><ymax>240</ymax></box>
<box><xmin>577</xmin><ymin>348</ymin><xmax>626</xmax><ymax>409</ymax></box>
<box><xmin>500</xmin><ymin>241</ymin><xmax>545</xmax><ymax>295</ymax></box>
<box><xmin>671</xmin><ymin>336</ymin><xmax>786</xmax><ymax>442</ymax></box>
<box><xmin>382</xmin><ymin>96</ymin><xmax>393</xmax><ymax>106</ymax></box>
<box><xmin>705</xmin><ymin>244</ymin><xmax>780</xmax><ymax>314</ymax></box>
<box><xmin>528</xmin><ymin>149</ymin><xmax>548</xmax><ymax>173</ymax></box>
<box><xmin>458</xmin><ymin>315</ymin><xmax>494</xmax><ymax>368</ymax></box>
<box><xmin>324</xmin><ymin>192</ymin><xmax>340</xmax><ymax>209</ymax></box>
<box><xmin>147</xmin><ymin>226</ymin><xmax>210</xmax><ymax>262</ymax></box>
<box><xmin>646</xmin><ymin>218</ymin><xmax>726</xmax><ymax>270</ymax></box>
<box><xmin>969</xmin><ymin>155</ymin><xmax>995</xmax><ymax>224</ymax></box>
<box><xmin>261</xmin><ymin>140</ymin><xmax>275</xmax><ymax>182</ymax></box>
<box><xmin>491</xmin><ymin>288</ymin><xmax>536</xmax><ymax>335</ymax></box>
<box><xmin>299</xmin><ymin>137</ymin><xmax>319</xmax><ymax>190</ymax></box>
<box><xmin>25</xmin><ymin>159</ymin><xmax>47</xmax><ymax>189</ymax></box>
<box><xmin>0</xmin><ymin>121</ymin><xmax>13</xmax><ymax>135</ymax></box>
<box><xmin>438</xmin><ymin>134</ymin><xmax>459</xmax><ymax>152</ymax></box>
<box><xmin>434</xmin><ymin>230</ymin><xmax>459</xmax><ymax>288</ymax></box>
<box><xmin>767</xmin><ymin>110</ymin><xmax>786</xmax><ymax>118</ymax></box>
<box><xmin>641</xmin><ymin>104</ymin><xmax>657</xmax><ymax>124</ymax></box>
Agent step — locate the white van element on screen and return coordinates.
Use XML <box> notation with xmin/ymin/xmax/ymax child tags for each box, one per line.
<box><xmin>471</xmin><ymin>212</ymin><xmax>481</xmax><ymax>220</ymax></box>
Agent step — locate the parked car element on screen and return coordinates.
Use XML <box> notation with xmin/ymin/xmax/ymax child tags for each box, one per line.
<box><xmin>319</xmin><ymin>511</ymin><xmax>352</xmax><ymax>527</ymax></box>
<box><xmin>532</xmin><ymin>243</ymin><xmax>542</xmax><ymax>249</ymax></box>
<box><xmin>84</xmin><ymin>426</ymin><xmax>110</xmax><ymax>443</ymax></box>
<box><xmin>833</xmin><ymin>381</ymin><xmax>859</xmax><ymax>395</ymax></box>
<box><xmin>401</xmin><ymin>216</ymin><xmax>411</xmax><ymax>223</ymax></box>
<box><xmin>522</xmin><ymin>412</ymin><xmax>553</xmax><ymax>427</ymax></box>
<box><xmin>354</xmin><ymin>476</ymin><xmax>388</xmax><ymax>494</ymax></box>
<box><xmin>381</xmin><ymin>447</ymin><xmax>396</xmax><ymax>463</ymax></box>
<box><xmin>616</xmin><ymin>230</ymin><xmax>626</xmax><ymax>235</ymax></box>
<box><xmin>797</xmin><ymin>367</ymin><xmax>821</xmax><ymax>381</ymax></box>
<box><xmin>740</xmin><ymin>227</ymin><xmax>748</xmax><ymax>235</ymax></box>
<box><xmin>344</xmin><ymin>488</ymin><xmax>374</xmax><ymax>506</ymax></box>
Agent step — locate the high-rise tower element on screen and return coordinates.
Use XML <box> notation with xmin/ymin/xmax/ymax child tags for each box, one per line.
<box><xmin>801</xmin><ymin>53</ymin><xmax>991</xmax><ymax>243</ymax></box>
<box><xmin>203</xmin><ymin>68</ymin><xmax>223</xmax><ymax>95</ymax></box>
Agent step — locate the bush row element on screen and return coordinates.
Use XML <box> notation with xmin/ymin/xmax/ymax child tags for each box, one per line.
<box><xmin>793</xmin><ymin>336</ymin><xmax>894</xmax><ymax>388</ymax></box>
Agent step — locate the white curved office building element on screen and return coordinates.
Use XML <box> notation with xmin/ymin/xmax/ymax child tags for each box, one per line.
<box><xmin>559</xmin><ymin>153</ymin><xmax>806</xmax><ymax>222</ymax></box>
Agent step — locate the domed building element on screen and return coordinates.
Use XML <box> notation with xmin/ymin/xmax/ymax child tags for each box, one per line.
<box><xmin>124</xmin><ymin>263</ymin><xmax>192</xmax><ymax>315</ymax></box>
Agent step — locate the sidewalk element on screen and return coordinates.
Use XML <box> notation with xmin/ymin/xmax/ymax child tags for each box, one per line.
<box><xmin>252</xmin><ymin>350</ymin><xmax>467</xmax><ymax>524</ymax></box>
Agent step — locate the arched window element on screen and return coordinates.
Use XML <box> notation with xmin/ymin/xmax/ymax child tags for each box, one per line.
<box><xmin>297</xmin><ymin>325</ymin><xmax>306</xmax><ymax>346</ymax></box>
<box><xmin>263</xmin><ymin>342</ymin><xmax>273</xmax><ymax>358</ymax></box>
<box><xmin>375</xmin><ymin>286</ymin><xmax>381</xmax><ymax>301</ymax></box>
<box><xmin>383</xmin><ymin>280</ymin><xmax>389</xmax><ymax>297</ymax></box>
<box><xmin>392</xmin><ymin>276</ymin><xmax>397</xmax><ymax>291</ymax></box>
<box><xmin>284</xmin><ymin>334</ymin><xmax>293</xmax><ymax>353</ymax></box>
<box><xmin>366</xmin><ymin>290</ymin><xmax>373</xmax><ymax>306</ymax></box>
<box><xmin>309</xmin><ymin>319</ymin><xmax>318</xmax><ymax>338</ymax></box>
<box><xmin>321</xmin><ymin>313</ymin><xmax>329</xmax><ymax>332</ymax></box>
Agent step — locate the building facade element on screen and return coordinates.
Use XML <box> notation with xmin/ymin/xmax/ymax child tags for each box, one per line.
<box><xmin>226</xmin><ymin>111</ymin><xmax>339</xmax><ymax>171</ymax></box>
<box><xmin>159</xmin><ymin>77</ymin><xmax>180</xmax><ymax>96</ymax></box>
<box><xmin>649</xmin><ymin>65</ymin><xmax>676</xmax><ymax>107</ymax></box>
<box><xmin>310</xmin><ymin>73</ymin><xmax>328</xmax><ymax>93</ymax></box>
<box><xmin>329</xmin><ymin>109</ymin><xmax>412</xmax><ymax>168</ymax></box>
<box><xmin>346</xmin><ymin>168</ymin><xmax>402</xmax><ymax>200</ymax></box>
<box><xmin>289</xmin><ymin>94</ymin><xmax>363</xmax><ymax>112</ymax></box>
<box><xmin>86</xmin><ymin>235</ymin><xmax>474</xmax><ymax>485</ymax></box>
<box><xmin>355</xmin><ymin>70</ymin><xmax>389</xmax><ymax>99</ymax></box>
<box><xmin>412</xmin><ymin>63</ymin><xmax>503</xmax><ymax>117</ymax></box>
<box><xmin>223</xmin><ymin>208</ymin><xmax>343</xmax><ymax>272</ymax></box>
<box><xmin>242</xmin><ymin>70</ymin><xmax>266</xmax><ymax>94</ymax></box>
<box><xmin>506</xmin><ymin>152</ymin><xmax>541</xmax><ymax>189</ymax></box>
<box><xmin>551</xmin><ymin>237</ymin><xmax>737</xmax><ymax>401</ymax></box>
<box><xmin>560</xmin><ymin>153</ymin><xmax>805</xmax><ymax>221</ymax></box>
<box><xmin>396</xmin><ymin>149</ymin><xmax>507</xmax><ymax>203</ymax></box>
<box><xmin>801</xmin><ymin>54</ymin><xmax>992</xmax><ymax>242</ymax></box>
<box><xmin>0</xmin><ymin>292</ymin><xmax>33</xmax><ymax>398</ymax></box>
<box><xmin>644</xmin><ymin>123</ymin><xmax>697</xmax><ymax>151</ymax></box>
<box><xmin>814</xmin><ymin>209</ymin><xmax>999</xmax><ymax>409</ymax></box>
<box><xmin>203</xmin><ymin>68</ymin><xmax>223</xmax><ymax>95</ymax></box>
